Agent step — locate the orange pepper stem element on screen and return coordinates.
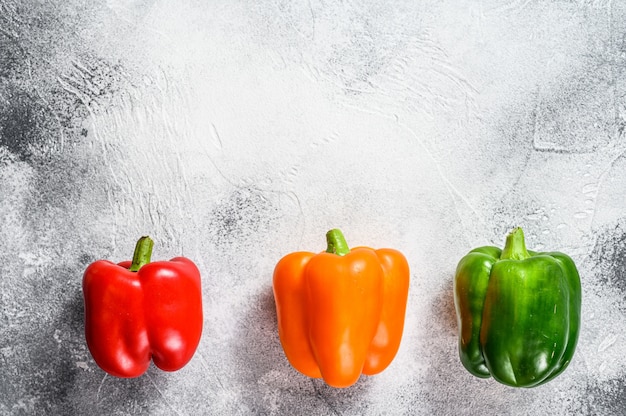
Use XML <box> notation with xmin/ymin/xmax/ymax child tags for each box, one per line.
<box><xmin>325</xmin><ymin>229</ymin><xmax>350</xmax><ymax>256</ymax></box>
<box><xmin>129</xmin><ymin>236</ymin><xmax>154</xmax><ymax>272</ymax></box>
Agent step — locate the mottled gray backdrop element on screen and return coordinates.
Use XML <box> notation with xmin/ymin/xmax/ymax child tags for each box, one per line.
<box><xmin>1</xmin><ymin>0</ymin><xmax>625</xmax><ymax>415</ymax></box>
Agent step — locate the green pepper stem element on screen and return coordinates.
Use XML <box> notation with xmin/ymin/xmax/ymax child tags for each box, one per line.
<box><xmin>129</xmin><ymin>236</ymin><xmax>154</xmax><ymax>272</ymax></box>
<box><xmin>500</xmin><ymin>227</ymin><xmax>531</xmax><ymax>260</ymax></box>
<box><xmin>325</xmin><ymin>229</ymin><xmax>350</xmax><ymax>256</ymax></box>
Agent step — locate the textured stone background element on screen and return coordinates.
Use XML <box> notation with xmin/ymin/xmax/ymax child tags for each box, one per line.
<box><xmin>1</xmin><ymin>0</ymin><xmax>626</xmax><ymax>415</ymax></box>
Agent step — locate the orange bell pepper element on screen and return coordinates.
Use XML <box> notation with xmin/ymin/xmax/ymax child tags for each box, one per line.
<box><xmin>272</xmin><ymin>229</ymin><xmax>410</xmax><ymax>388</ymax></box>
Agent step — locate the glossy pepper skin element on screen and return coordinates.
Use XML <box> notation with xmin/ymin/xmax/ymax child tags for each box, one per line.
<box><xmin>83</xmin><ymin>236</ymin><xmax>203</xmax><ymax>378</ymax></box>
<box><xmin>273</xmin><ymin>229</ymin><xmax>410</xmax><ymax>388</ymax></box>
<box><xmin>454</xmin><ymin>227</ymin><xmax>581</xmax><ymax>388</ymax></box>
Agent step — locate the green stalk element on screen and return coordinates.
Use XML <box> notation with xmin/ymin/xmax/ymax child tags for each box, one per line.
<box><xmin>325</xmin><ymin>229</ymin><xmax>350</xmax><ymax>256</ymax></box>
<box><xmin>129</xmin><ymin>236</ymin><xmax>154</xmax><ymax>272</ymax></box>
<box><xmin>500</xmin><ymin>227</ymin><xmax>531</xmax><ymax>260</ymax></box>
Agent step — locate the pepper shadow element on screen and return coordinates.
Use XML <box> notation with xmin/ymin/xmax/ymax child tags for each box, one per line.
<box><xmin>407</xmin><ymin>272</ymin><xmax>499</xmax><ymax>414</ymax></box>
<box><xmin>231</xmin><ymin>283</ymin><xmax>377</xmax><ymax>415</ymax></box>
<box><xmin>431</xmin><ymin>276</ymin><xmax>457</xmax><ymax>337</ymax></box>
<box><xmin>2</xmin><ymin>264</ymin><xmax>86</xmax><ymax>415</ymax></box>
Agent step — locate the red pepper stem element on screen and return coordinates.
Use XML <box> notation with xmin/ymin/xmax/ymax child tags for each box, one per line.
<box><xmin>129</xmin><ymin>236</ymin><xmax>154</xmax><ymax>272</ymax></box>
<box><xmin>325</xmin><ymin>229</ymin><xmax>350</xmax><ymax>256</ymax></box>
<box><xmin>500</xmin><ymin>227</ymin><xmax>531</xmax><ymax>261</ymax></box>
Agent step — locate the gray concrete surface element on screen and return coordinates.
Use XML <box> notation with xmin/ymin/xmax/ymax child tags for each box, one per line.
<box><xmin>1</xmin><ymin>0</ymin><xmax>625</xmax><ymax>414</ymax></box>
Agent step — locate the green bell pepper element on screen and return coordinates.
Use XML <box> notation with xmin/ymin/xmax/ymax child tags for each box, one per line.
<box><xmin>453</xmin><ymin>227</ymin><xmax>581</xmax><ymax>387</ymax></box>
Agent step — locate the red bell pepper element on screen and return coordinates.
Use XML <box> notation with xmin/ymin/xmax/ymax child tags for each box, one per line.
<box><xmin>82</xmin><ymin>236</ymin><xmax>203</xmax><ymax>378</ymax></box>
